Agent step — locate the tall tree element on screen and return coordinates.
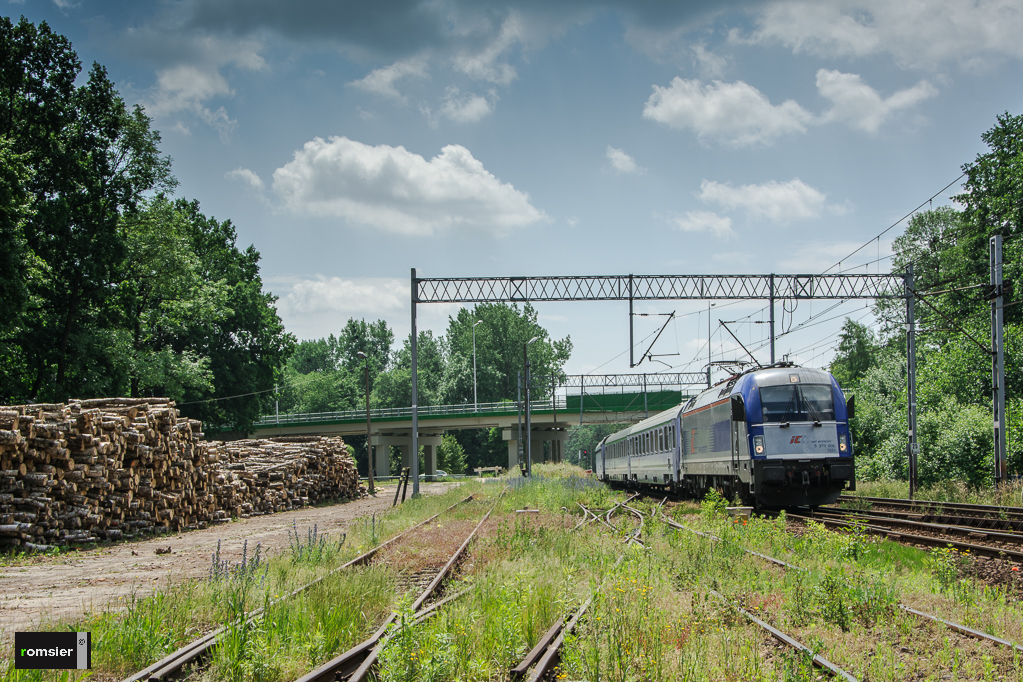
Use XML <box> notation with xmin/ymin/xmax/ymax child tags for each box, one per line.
<box><xmin>444</xmin><ymin>303</ymin><xmax>572</xmax><ymax>405</ymax></box>
<box><xmin>373</xmin><ymin>330</ymin><xmax>447</xmax><ymax>408</ymax></box>
<box><xmin>174</xmin><ymin>199</ymin><xmax>294</xmax><ymax>432</ymax></box>
<box><xmin>829</xmin><ymin>319</ymin><xmax>878</xmax><ymax>390</ymax></box>
<box><xmin>111</xmin><ymin>195</ymin><xmax>229</xmax><ymax>399</ymax></box>
<box><xmin>0</xmin><ymin>17</ymin><xmax>174</xmax><ymax>402</ymax></box>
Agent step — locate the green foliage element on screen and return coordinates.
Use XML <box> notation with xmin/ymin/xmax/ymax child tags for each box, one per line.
<box><xmin>829</xmin><ymin>319</ymin><xmax>878</xmax><ymax>389</ymax></box>
<box><xmin>564</xmin><ymin>423</ymin><xmax>621</xmax><ymax>468</ymax></box>
<box><xmin>927</xmin><ymin>545</ymin><xmax>974</xmax><ymax>603</ymax></box>
<box><xmin>0</xmin><ymin>18</ymin><xmax>291</xmax><ymax>433</ymax></box>
<box><xmin>436</xmin><ymin>434</ymin><xmax>467</xmax><ymax>475</ymax></box>
<box><xmin>700</xmin><ymin>489</ymin><xmax>728</xmax><ymax>518</ymax></box>
<box><xmin>443</xmin><ymin>303</ymin><xmax>572</xmax><ymax>405</ymax></box>
<box><xmin>0</xmin><ymin>17</ymin><xmax>178</xmax><ymax>402</ymax></box>
<box><xmin>287</xmin><ymin>522</ymin><xmax>347</xmax><ymax>564</ymax></box>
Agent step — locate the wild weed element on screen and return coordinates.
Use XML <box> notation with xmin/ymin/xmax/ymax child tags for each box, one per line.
<box><xmin>700</xmin><ymin>489</ymin><xmax>728</xmax><ymax>518</ymax></box>
<box><xmin>287</xmin><ymin>521</ymin><xmax>347</xmax><ymax>564</ymax></box>
<box><xmin>928</xmin><ymin>545</ymin><xmax>975</xmax><ymax>603</ymax></box>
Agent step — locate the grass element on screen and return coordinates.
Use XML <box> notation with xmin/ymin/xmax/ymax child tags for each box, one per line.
<box><xmin>4</xmin><ymin>466</ymin><xmax>1022</xmax><ymax>681</ymax></box>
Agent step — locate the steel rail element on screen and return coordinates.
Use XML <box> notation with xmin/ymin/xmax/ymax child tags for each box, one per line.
<box><xmin>898</xmin><ymin>606</ymin><xmax>1023</xmax><ymax>655</ymax></box>
<box><xmin>122</xmin><ymin>495</ymin><xmax>476</xmax><ymax>682</ymax></box>
<box><xmin>519</xmin><ymin>554</ymin><xmax>627</xmax><ymax>682</ymax></box>
<box><xmin>509</xmin><ymin>617</ymin><xmax>564</xmax><ymax>680</ymax></box>
<box><xmin>838</xmin><ymin>495</ymin><xmax>1023</xmax><ymax>518</ymax></box>
<box><xmin>709</xmin><ymin>590</ymin><xmax>858</xmax><ymax>681</ymax></box>
<box><xmin>809</xmin><ymin>508</ymin><xmax>1023</xmax><ymax>544</ymax></box>
<box><xmin>572</xmin><ymin>502</ymin><xmax>602</xmax><ymax>532</ymax></box>
<box><xmin>621</xmin><ymin>503</ymin><xmax>646</xmax><ymax>545</ymax></box>
<box><xmin>664</xmin><ymin>512</ymin><xmax>1023</xmax><ymax>658</ymax></box>
<box><xmin>342</xmin><ymin>493</ymin><xmax>502</xmax><ymax>682</ymax></box>
<box><xmin>787</xmin><ymin>512</ymin><xmax>1023</xmax><ymax>563</ymax></box>
<box><xmin>828</xmin><ymin>503</ymin><xmax>1023</xmax><ymax>533</ymax></box>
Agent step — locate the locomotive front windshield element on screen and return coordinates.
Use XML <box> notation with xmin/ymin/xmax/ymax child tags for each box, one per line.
<box><xmin>760</xmin><ymin>384</ymin><xmax>835</xmax><ymax>422</ymax></box>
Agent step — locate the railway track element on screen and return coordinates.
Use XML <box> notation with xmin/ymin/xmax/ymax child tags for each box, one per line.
<box><xmin>308</xmin><ymin>494</ymin><xmax>500</xmax><ymax>682</ymax></box>
<box><xmin>660</xmin><ymin>510</ymin><xmax>1023</xmax><ymax>665</ymax></box>
<box><xmin>549</xmin><ymin>499</ymin><xmax>860</xmax><ymax>680</ymax></box>
<box><xmin>838</xmin><ymin>495</ymin><xmax>1023</xmax><ymax>523</ymax></box>
<box><xmin>121</xmin><ymin>494</ymin><xmax>486</xmax><ymax>682</ymax></box>
<box><xmin>829</xmin><ymin>502</ymin><xmax>1023</xmax><ymax>534</ymax></box>
<box><xmin>788</xmin><ymin>507</ymin><xmax>1023</xmax><ymax>563</ymax></box>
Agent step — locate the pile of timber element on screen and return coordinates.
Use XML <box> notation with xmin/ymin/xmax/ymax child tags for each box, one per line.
<box><xmin>0</xmin><ymin>399</ymin><xmax>361</xmax><ymax>549</ymax></box>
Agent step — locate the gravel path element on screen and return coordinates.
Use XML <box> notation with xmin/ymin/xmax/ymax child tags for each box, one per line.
<box><xmin>0</xmin><ymin>482</ymin><xmax>460</xmax><ymax>636</ymax></box>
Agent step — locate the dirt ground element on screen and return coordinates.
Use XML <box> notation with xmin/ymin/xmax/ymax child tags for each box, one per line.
<box><xmin>0</xmin><ymin>482</ymin><xmax>460</xmax><ymax>636</ymax></box>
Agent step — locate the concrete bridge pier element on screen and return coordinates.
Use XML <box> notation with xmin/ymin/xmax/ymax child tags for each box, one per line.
<box><xmin>502</xmin><ymin>428</ymin><xmax>568</xmax><ymax>471</ymax></box>
<box><xmin>372</xmin><ymin>434</ymin><xmax>441</xmax><ymax>478</ymax></box>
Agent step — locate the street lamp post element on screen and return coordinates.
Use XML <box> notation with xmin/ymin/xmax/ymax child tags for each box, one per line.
<box><xmin>472</xmin><ymin>320</ymin><xmax>482</xmax><ymax>412</ymax></box>
<box><xmin>524</xmin><ymin>336</ymin><xmax>539</xmax><ymax>477</ymax></box>
<box><xmin>356</xmin><ymin>351</ymin><xmax>374</xmax><ymax>495</ymax></box>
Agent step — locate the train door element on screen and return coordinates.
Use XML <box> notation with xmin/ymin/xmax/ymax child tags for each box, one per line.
<box><xmin>729</xmin><ymin>396</ymin><xmax>745</xmax><ymax>474</ymax></box>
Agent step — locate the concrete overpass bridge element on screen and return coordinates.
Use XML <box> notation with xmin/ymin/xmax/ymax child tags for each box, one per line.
<box><xmin>250</xmin><ymin>377</ymin><xmax>704</xmax><ymax>476</ymax></box>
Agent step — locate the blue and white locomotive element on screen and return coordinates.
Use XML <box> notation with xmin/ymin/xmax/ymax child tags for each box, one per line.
<box><xmin>595</xmin><ymin>364</ymin><xmax>855</xmax><ymax>508</ymax></box>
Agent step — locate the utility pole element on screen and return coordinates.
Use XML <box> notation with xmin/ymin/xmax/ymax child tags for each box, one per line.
<box><xmin>357</xmin><ymin>351</ymin><xmax>374</xmax><ymax>495</ymax></box>
<box><xmin>769</xmin><ymin>273</ymin><xmax>776</xmax><ymax>365</ymax></box>
<box><xmin>410</xmin><ymin>268</ymin><xmax>419</xmax><ymax>497</ymax></box>
<box><xmin>551</xmin><ymin>374</ymin><xmax>558</xmax><ymax>462</ymax></box>
<box><xmin>707</xmin><ymin>303</ymin><xmax>713</xmax><ymax>388</ymax></box>
<box><xmin>906</xmin><ymin>265</ymin><xmax>918</xmax><ymax>500</ymax></box>
<box><xmin>517</xmin><ymin>371</ymin><xmax>523</xmax><ymax>470</ymax></box>
<box><xmin>643</xmin><ymin>373</ymin><xmax>648</xmax><ymax>419</ymax></box>
<box><xmin>991</xmin><ymin>235</ymin><xmax>1008</xmax><ymax>484</ymax></box>
<box><xmin>472</xmin><ymin>320</ymin><xmax>482</xmax><ymax>412</ymax></box>
<box><xmin>274</xmin><ymin>383</ymin><xmax>279</xmax><ymax>425</ymax></box>
<box><xmin>628</xmin><ymin>274</ymin><xmax>634</xmax><ymax>367</ymax></box>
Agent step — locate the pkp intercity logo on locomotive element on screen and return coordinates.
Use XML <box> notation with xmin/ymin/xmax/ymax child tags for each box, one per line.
<box><xmin>14</xmin><ymin>632</ymin><xmax>90</xmax><ymax>670</ymax></box>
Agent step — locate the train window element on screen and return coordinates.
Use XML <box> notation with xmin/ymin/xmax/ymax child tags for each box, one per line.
<box><xmin>659</xmin><ymin>429</ymin><xmax>664</xmax><ymax>451</ymax></box>
<box><xmin>760</xmin><ymin>384</ymin><xmax>836</xmax><ymax>422</ymax></box>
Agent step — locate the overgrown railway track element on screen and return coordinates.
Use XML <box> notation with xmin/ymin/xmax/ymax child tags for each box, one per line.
<box><xmin>121</xmin><ymin>494</ymin><xmax>488</xmax><ymax>682</ymax></box>
<box><xmin>789</xmin><ymin>506</ymin><xmax>1023</xmax><ymax>562</ymax></box>
<box><xmin>661</xmin><ymin>509</ymin><xmax>1023</xmax><ymax>664</ymax></box>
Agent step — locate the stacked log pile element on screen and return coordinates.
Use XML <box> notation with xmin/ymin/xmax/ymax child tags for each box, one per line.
<box><xmin>0</xmin><ymin>399</ymin><xmax>360</xmax><ymax>549</ymax></box>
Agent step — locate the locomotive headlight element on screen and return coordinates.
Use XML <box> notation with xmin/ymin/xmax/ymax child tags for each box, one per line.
<box><xmin>839</xmin><ymin>434</ymin><xmax>848</xmax><ymax>452</ymax></box>
<box><xmin>753</xmin><ymin>435</ymin><xmax>765</xmax><ymax>455</ymax></box>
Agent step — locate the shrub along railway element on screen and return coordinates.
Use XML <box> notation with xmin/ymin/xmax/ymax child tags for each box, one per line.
<box><xmin>7</xmin><ymin>467</ymin><xmax>1023</xmax><ymax>682</ymax></box>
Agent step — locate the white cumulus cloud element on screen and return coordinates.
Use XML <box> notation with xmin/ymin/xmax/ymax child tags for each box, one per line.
<box><xmin>225</xmin><ymin>167</ymin><xmax>264</xmax><ymax>191</ymax></box>
<box><xmin>136</xmin><ymin>33</ymin><xmax>265</xmax><ymax>140</ymax></box>
<box><xmin>643</xmin><ymin>77</ymin><xmax>814</xmax><ymax>146</ymax></box>
<box><xmin>452</xmin><ymin>13</ymin><xmax>524</xmax><ymax>85</ymax></box>
<box><xmin>146</xmin><ymin>65</ymin><xmax>237</xmax><ymax>139</ymax></box>
<box><xmin>277</xmin><ymin>277</ymin><xmax>406</xmax><ymax>317</ymax></box>
<box><xmin>348</xmin><ymin>58</ymin><xmax>429</xmax><ymax>102</ymax></box>
<box><xmin>438</xmin><ymin>87</ymin><xmax>495</xmax><ymax>123</ymax></box>
<box><xmin>606</xmin><ymin>146</ymin><xmax>643</xmax><ymax>174</ymax></box>
<box><xmin>816</xmin><ymin>69</ymin><xmax>938</xmax><ymax>133</ymax></box>
<box><xmin>698</xmin><ymin>178</ymin><xmax>830</xmax><ymax>223</ymax></box>
<box><xmin>671</xmin><ymin>211</ymin><xmax>734</xmax><ymax>237</ymax></box>
<box><xmin>270</xmin><ymin>276</ymin><xmax>460</xmax><ymax>340</ymax></box>
<box><xmin>272</xmin><ymin>136</ymin><xmax>547</xmax><ymax>236</ymax></box>
<box><xmin>741</xmin><ymin>0</ymin><xmax>1023</xmax><ymax>71</ymax></box>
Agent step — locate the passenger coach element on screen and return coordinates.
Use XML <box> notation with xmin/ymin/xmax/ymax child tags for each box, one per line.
<box><xmin>595</xmin><ymin>364</ymin><xmax>855</xmax><ymax>508</ymax></box>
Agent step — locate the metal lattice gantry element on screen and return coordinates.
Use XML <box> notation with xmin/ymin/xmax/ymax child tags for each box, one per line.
<box><xmin>415</xmin><ymin>273</ymin><xmax>907</xmax><ymax>303</ymax></box>
<box><xmin>407</xmin><ymin>269</ymin><xmax>915</xmax><ymax>496</ymax></box>
<box><xmin>534</xmin><ymin>372</ymin><xmax>709</xmax><ymax>388</ymax></box>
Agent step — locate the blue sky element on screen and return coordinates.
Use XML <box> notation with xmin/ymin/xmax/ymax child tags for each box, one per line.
<box><xmin>12</xmin><ymin>0</ymin><xmax>1023</xmax><ymax>383</ymax></box>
